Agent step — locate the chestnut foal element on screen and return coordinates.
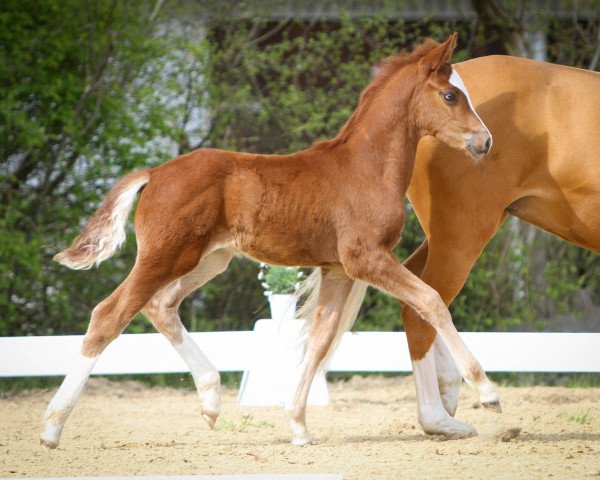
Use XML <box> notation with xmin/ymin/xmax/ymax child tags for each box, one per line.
<box><xmin>41</xmin><ymin>33</ymin><xmax>495</xmax><ymax>448</ymax></box>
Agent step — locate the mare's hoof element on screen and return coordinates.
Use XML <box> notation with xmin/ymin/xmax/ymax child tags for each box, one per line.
<box><xmin>423</xmin><ymin>420</ymin><xmax>477</xmax><ymax>440</ymax></box>
<box><xmin>440</xmin><ymin>427</ymin><xmax>478</xmax><ymax>440</ymax></box>
<box><xmin>482</xmin><ymin>400</ymin><xmax>502</xmax><ymax>413</ymax></box>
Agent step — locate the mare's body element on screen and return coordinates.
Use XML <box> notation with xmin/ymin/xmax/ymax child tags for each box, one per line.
<box><xmin>398</xmin><ymin>55</ymin><xmax>600</xmax><ymax>437</ymax></box>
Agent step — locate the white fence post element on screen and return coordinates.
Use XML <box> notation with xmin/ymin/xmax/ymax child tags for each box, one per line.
<box><xmin>237</xmin><ymin>319</ymin><xmax>329</xmax><ymax>406</ymax></box>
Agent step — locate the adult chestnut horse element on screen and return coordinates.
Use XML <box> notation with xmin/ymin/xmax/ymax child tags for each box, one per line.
<box><xmin>404</xmin><ymin>55</ymin><xmax>600</xmax><ymax>439</ymax></box>
<box><xmin>41</xmin><ymin>34</ymin><xmax>495</xmax><ymax>449</ymax></box>
<box><xmin>304</xmin><ymin>54</ymin><xmax>600</xmax><ymax>440</ymax></box>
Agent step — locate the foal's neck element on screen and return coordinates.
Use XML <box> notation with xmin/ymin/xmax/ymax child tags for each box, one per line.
<box><xmin>344</xmin><ymin>93</ymin><xmax>420</xmax><ymax>193</ymax></box>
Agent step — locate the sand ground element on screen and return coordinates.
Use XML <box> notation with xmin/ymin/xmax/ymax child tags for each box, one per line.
<box><xmin>1</xmin><ymin>376</ymin><xmax>599</xmax><ymax>479</ymax></box>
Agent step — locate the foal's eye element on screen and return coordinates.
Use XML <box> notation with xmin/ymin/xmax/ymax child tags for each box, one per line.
<box><xmin>442</xmin><ymin>90</ymin><xmax>458</xmax><ymax>105</ymax></box>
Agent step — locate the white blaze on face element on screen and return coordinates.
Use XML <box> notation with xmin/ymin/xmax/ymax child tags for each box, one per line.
<box><xmin>448</xmin><ymin>68</ymin><xmax>493</xmax><ymax>149</ymax></box>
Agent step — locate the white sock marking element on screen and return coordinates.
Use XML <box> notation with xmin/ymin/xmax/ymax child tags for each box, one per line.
<box><xmin>412</xmin><ymin>347</ymin><xmax>476</xmax><ymax>437</ymax></box>
<box><xmin>173</xmin><ymin>329</ymin><xmax>220</xmax><ymax>416</ymax></box>
<box><xmin>41</xmin><ymin>353</ymin><xmax>98</xmax><ymax>447</ymax></box>
<box><xmin>434</xmin><ymin>335</ymin><xmax>461</xmax><ymax>414</ymax></box>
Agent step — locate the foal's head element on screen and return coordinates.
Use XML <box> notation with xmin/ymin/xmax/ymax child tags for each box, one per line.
<box><xmin>410</xmin><ymin>33</ymin><xmax>492</xmax><ymax>159</ymax></box>
<box><xmin>364</xmin><ymin>33</ymin><xmax>492</xmax><ymax>160</ymax></box>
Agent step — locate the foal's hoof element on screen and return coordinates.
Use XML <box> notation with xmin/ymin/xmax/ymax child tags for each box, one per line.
<box><xmin>292</xmin><ymin>435</ymin><xmax>313</xmax><ymax>446</ymax></box>
<box><xmin>482</xmin><ymin>400</ymin><xmax>502</xmax><ymax>413</ymax></box>
<box><xmin>202</xmin><ymin>410</ymin><xmax>219</xmax><ymax>429</ymax></box>
<box><xmin>40</xmin><ymin>437</ymin><xmax>58</xmax><ymax>450</ymax></box>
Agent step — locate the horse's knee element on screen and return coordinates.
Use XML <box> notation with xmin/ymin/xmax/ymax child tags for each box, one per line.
<box><xmin>419</xmin><ymin>289</ymin><xmax>449</xmax><ymax>323</ymax></box>
<box><xmin>82</xmin><ymin>329</ymin><xmax>119</xmax><ymax>357</ymax></box>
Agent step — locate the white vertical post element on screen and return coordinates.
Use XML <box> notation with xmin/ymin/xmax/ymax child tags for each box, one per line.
<box><xmin>237</xmin><ymin>319</ymin><xmax>329</xmax><ymax>406</ymax></box>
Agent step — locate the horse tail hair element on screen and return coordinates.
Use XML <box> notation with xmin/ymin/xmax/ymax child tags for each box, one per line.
<box><xmin>296</xmin><ymin>268</ymin><xmax>368</xmax><ymax>371</ymax></box>
<box><xmin>54</xmin><ymin>170</ymin><xmax>151</xmax><ymax>270</ymax></box>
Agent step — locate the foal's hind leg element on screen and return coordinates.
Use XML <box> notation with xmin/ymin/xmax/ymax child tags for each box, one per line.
<box><xmin>142</xmin><ymin>248</ymin><xmax>234</xmax><ymax>429</ymax></box>
<box><xmin>40</xmin><ymin>261</ymin><xmax>177</xmax><ymax>449</ymax></box>
<box><xmin>286</xmin><ymin>267</ymin><xmax>355</xmax><ymax>445</ymax></box>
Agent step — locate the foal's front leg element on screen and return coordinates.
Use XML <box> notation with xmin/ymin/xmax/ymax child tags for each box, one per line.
<box><xmin>341</xmin><ymin>247</ymin><xmax>500</xmax><ymax>412</ymax></box>
<box><xmin>286</xmin><ymin>267</ymin><xmax>354</xmax><ymax>445</ymax></box>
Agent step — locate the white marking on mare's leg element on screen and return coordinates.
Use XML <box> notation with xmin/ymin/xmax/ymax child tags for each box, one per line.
<box><xmin>412</xmin><ymin>346</ymin><xmax>476</xmax><ymax>439</ymax></box>
<box><xmin>40</xmin><ymin>352</ymin><xmax>98</xmax><ymax>449</ymax></box>
<box><xmin>434</xmin><ymin>335</ymin><xmax>462</xmax><ymax>416</ymax></box>
<box><xmin>173</xmin><ymin>329</ymin><xmax>221</xmax><ymax>428</ymax></box>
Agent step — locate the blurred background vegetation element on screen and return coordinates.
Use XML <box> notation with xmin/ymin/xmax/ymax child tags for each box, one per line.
<box><xmin>1</xmin><ymin>0</ymin><xmax>599</xmax><ymax>348</ymax></box>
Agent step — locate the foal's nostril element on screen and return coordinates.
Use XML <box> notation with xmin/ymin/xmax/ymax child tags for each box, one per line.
<box><xmin>484</xmin><ymin>137</ymin><xmax>492</xmax><ymax>154</ymax></box>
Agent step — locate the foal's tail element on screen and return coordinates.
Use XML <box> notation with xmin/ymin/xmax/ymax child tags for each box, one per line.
<box><xmin>296</xmin><ymin>268</ymin><xmax>368</xmax><ymax>371</ymax></box>
<box><xmin>54</xmin><ymin>170</ymin><xmax>151</xmax><ymax>270</ymax></box>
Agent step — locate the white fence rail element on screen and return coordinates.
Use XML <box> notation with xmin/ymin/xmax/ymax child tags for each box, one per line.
<box><xmin>1</xmin><ymin>331</ymin><xmax>599</xmax><ymax>377</ymax></box>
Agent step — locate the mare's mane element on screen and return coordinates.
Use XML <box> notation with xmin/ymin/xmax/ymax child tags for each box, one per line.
<box><xmin>316</xmin><ymin>39</ymin><xmax>440</xmax><ymax>149</ymax></box>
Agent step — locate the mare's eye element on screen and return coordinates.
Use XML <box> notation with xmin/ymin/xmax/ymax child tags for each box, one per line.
<box><xmin>442</xmin><ymin>90</ymin><xmax>458</xmax><ymax>104</ymax></box>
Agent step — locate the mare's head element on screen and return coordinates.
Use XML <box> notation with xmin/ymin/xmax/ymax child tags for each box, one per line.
<box><xmin>411</xmin><ymin>33</ymin><xmax>491</xmax><ymax>159</ymax></box>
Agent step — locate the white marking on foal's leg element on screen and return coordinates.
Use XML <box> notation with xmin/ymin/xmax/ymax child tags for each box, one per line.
<box><xmin>412</xmin><ymin>346</ymin><xmax>476</xmax><ymax>439</ymax></box>
<box><xmin>285</xmin><ymin>356</ymin><xmax>314</xmax><ymax>446</ymax></box>
<box><xmin>40</xmin><ymin>352</ymin><xmax>98</xmax><ymax>449</ymax></box>
<box><xmin>434</xmin><ymin>335</ymin><xmax>462</xmax><ymax>416</ymax></box>
<box><xmin>173</xmin><ymin>329</ymin><xmax>221</xmax><ymax>428</ymax></box>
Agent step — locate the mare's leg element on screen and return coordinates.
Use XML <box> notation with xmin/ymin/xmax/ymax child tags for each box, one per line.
<box><xmin>403</xmin><ymin>242</ymin><xmax>467</xmax><ymax>436</ymax></box>
<box><xmin>402</xmin><ymin>241</ymin><xmax>471</xmax><ymax>437</ymax></box>
<box><xmin>142</xmin><ymin>248</ymin><xmax>234</xmax><ymax>428</ymax></box>
<box><xmin>341</xmin><ymin>247</ymin><xmax>500</xmax><ymax>414</ymax></box>
<box><xmin>402</xmin><ymin>214</ymin><xmax>507</xmax><ymax>437</ymax></box>
<box><xmin>40</xmin><ymin>247</ymin><xmax>204</xmax><ymax>449</ymax></box>
<box><xmin>287</xmin><ymin>266</ymin><xmax>355</xmax><ymax>445</ymax></box>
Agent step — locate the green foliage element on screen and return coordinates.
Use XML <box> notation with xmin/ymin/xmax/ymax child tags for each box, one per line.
<box><xmin>259</xmin><ymin>264</ymin><xmax>305</xmax><ymax>296</ymax></box>
<box><xmin>0</xmin><ymin>0</ymin><xmax>175</xmax><ymax>335</ymax></box>
<box><xmin>1</xmin><ymin>1</ymin><xmax>598</xmax><ymax>346</ymax></box>
<box><xmin>214</xmin><ymin>414</ymin><xmax>273</xmax><ymax>432</ymax></box>
<box><xmin>558</xmin><ymin>409</ymin><xmax>593</xmax><ymax>425</ymax></box>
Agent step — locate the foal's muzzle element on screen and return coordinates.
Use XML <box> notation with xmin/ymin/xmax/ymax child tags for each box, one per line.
<box><xmin>465</xmin><ymin>130</ymin><xmax>492</xmax><ymax>159</ymax></box>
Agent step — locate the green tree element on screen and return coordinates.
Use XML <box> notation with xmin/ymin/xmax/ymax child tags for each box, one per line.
<box><xmin>3</xmin><ymin>1</ymin><xmax>598</xmax><ymax>339</ymax></box>
<box><xmin>0</xmin><ymin>0</ymin><xmax>176</xmax><ymax>335</ymax></box>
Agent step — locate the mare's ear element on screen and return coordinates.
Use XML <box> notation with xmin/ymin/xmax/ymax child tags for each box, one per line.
<box><xmin>418</xmin><ymin>32</ymin><xmax>458</xmax><ymax>75</ymax></box>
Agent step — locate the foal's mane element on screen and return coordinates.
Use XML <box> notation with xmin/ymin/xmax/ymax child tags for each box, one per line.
<box><xmin>316</xmin><ymin>39</ymin><xmax>440</xmax><ymax>149</ymax></box>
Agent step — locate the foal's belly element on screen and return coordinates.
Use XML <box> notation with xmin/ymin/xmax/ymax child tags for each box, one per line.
<box><xmin>235</xmin><ymin>227</ymin><xmax>341</xmax><ymax>267</ymax></box>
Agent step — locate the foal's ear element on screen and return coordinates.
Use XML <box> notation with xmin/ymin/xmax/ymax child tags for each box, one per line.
<box><xmin>418</xmin><ymin>32</ymin><xmax>458</xmax><ymax>75</ymax></box>
<box><xmin>371</xmin><ymin>60</ymin><xmax>385</xmax><ymax>78</ymax></box>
